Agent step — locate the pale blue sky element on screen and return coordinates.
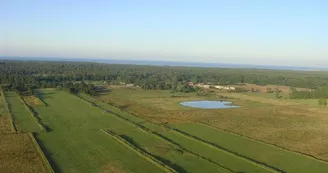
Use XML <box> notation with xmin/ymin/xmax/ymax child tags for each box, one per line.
<box><xmin>1</xmin><ymin>0</ymin><xmax>327</xmax><ymax>66</ymax></box>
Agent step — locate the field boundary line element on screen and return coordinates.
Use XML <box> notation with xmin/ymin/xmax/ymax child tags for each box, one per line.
<box><xmin>198</xmin><ymin>122</ymin><xmax>328</xmax><ymax>164</ymax></box>
<box><xmin>166</xmin><ymin>125</ymin><xmax>281</xmax><ymax>173</ymax></box>
<box><xmin>28</xmin><ymin>132</ymin><xmax>55</xmax><ymax>173</ymax></box>
<box><xmin>1</xmin><ymin>90</ymin><xmax>17</xmax><ymax>133</ymax></box>
<box><xmin>19</xmin><ymin>95</ymin><xmax>47</xmax><ymax>132</ymax></box>
<box><xmin>101</xmin><ymin>129</ymin><xmax>177</xmax><ymax>173</ymax></box>
<box><xmin>76</xmin><ymin>94</ymin><xmax>235</xmax><ymax>173</ymax></box>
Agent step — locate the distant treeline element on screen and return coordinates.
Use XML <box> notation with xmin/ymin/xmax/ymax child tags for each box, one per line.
<box><xmin>1</xmin><ymin>60</ymin><xmax>328</xmax><ymax>91</ymax></box>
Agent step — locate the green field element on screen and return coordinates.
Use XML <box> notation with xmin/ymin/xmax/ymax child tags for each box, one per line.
<box><xmin>78</xmin><ymin>94</ymin><xmax>274</xmax><ymax>173</ymax></box>
<box><xmin>94</xmin><ymin>87</ymin><xmax>328</xmax><ymax>171</ymax></box>
<box><xmin>5</xmin><ymin>91</ymin><xmax>42</xmax><ymax>133</ymax></box>
<box><xmin>242</xmin><ymin>92</ymin><xmax>323</xmax><ymax>107</ymax></box>
<box><xmin>170</xmin><ymin>123</ymin><xmax>328</xmax><ymax>173</ymax></box>
<box><xmin>32</xmin><ymin>89</ymin><xmax>165</xmax><ymax>173</ymax></box>
<box><xmin>4</xmin><ymin>88</ymin><xmax>328</xmax><ymax>173</ymax></box>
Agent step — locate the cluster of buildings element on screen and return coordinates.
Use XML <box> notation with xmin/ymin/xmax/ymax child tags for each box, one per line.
<box><xmin>121</xmin><ymin>81</ymin><xmax>235</xmax><ymax>91</ymax></box>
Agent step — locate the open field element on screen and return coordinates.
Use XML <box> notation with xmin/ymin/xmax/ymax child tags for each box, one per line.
<box><xmin>4</xmin><ymin>92</ymin><xmax>43</xmax><ymax>133</ymax></box>
<box><xmin>170</xmin><ymin>123</ymin><xmax>328</xmax><ymax>173</ymax></box>
<box><xmin>0</xmin><ymin>133</ymin><xmax>52</xmax><ymax>173</ymax></box>
<box><xmin>3</xmin><ymin>87</ymin><xmax>328</xmax><ymax>173</ymax></box>
<box><xmin>1</xmin><ymin>91</ymin><xmax>52</xmax><ymax>173</ymax></box>
<box><xmin>0</xmin><ymin>92</ymin><xmax>13</xmax><ymax>133</ymax></box>
<box><xmin>31</xmin><ymin>89</ymin><xmax>168</xmax><ymax>173</ymax></box>
<box><xmin>230</xmin><ymin>83</ymin><xmax>309</xmax><ymax>93</ymax></box>
<box><xmin>232</xmin><ymin>92</ymin><xmax>321</xmax><ymax>106</ymax></box>
<box><xmin>34</xmin><ymin>89</ymin><xmax>274</xmax><ymax>173</ymax></box>
<box><xmin>96</xmin><ymin>87</ymin><xmax>328</xmax><ymax>162</ymax></box>
<box><xmin>79</xmin><ymin>94</ymin><xmax>274</xmax><ymax>173</ymax></box>
<box><xmin>82</xmin><ymin>90</ymin><xmax>328</xmax><ymax>172</ymax></box>
<box><xmin>0</xmin><ymin>116</ymin><xmax>12</xmax><ymax>133</ymax></box>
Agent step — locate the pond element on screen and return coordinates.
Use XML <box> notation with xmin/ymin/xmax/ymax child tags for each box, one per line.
<box><xmin>179</xmin><ymin>100</ymin><xmax>239</xmax><ymax>109</ymax></box>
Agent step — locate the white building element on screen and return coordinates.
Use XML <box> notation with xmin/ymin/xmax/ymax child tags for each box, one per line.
<box><xmin>214</xmin><ymin>85</ymin><xmax>236</xmax><ymax>90</ymax></box>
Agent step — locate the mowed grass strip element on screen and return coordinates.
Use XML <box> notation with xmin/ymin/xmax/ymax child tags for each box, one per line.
<box><xmin>143</xmin><ymin>122</ymin><xmax>274</xmax><ymax>173</ymax></box>
<box><xmin>102</xmin><ymin>129</ymin><xmax>178</xmax><ymax>173</ymax></box>
<box><xmin>171</xmin><ymin>123</ymin><xmax>328</xmax><ymax>173</ymax></box>
<box><xmin>32</xmin><ymin>89</ymin><xmax>166</xmax><ymax>173</ymax></box>
<box><xmin>79</xmin><ymin>93</ymin><xmax>274</xmax><ymax>173</ymax></box>
<box><xmin>104</xmin><ymin>126</ymin><xmax>228</xmax><ymax>173</ymax></box>
<box><xmin>5</xmin><ymin>92</ymin><xmax>42</xmax><ymax>133</ymax></box>
<box><xmin>0</xmin><ymin>133</ymin><xmax>51</xmax><ymax>173</ymax></box>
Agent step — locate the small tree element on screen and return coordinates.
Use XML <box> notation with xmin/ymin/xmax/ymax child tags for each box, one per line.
<box><xmin>318</xmin><ymin>98</ymin><xmax>322</xmax><ymax>106</ymax></box>
<box><xmin>318</xmin><ymin>98</ymin><xmax>327</xmax><ymax>107</ymax></box>
<box><xmin>323</xmin><ymin>99</ymin><xmax>327</xmax><ymax>107</ymax></box>
<box><xmin>274</xmin><ymin>88</ymin><xmax>282</xmax><ymax>98</ymax></box>
<box><xmin>266</xmin><ymin>87</ymin><xmax>273</xmax><ymax>93</ymax></box>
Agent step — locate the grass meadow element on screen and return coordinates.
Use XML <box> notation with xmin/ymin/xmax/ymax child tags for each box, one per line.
<box><xmin>79</xmin><ymin>94</ymin><xmax>272</xmax><ymax>173</ymax></box>
<box><xmin>32</xmin><ymin>89</ymin><xmax>167</xmax><ymax>173</ymax></box>
<box><xmin>3</xmin><ymin>87</ymin><xmax>328</xmax><ymax>173</ymax></box>
<box><xmin>170</xmin><ymin>123</ymin><xmax>328</xmax><ymax>173</ymax></box>
<box><xmin>0</xmin><ymin>99</ymin><xmax>12</xmax><ymax>133</ymax></box>
<box><xmin>93</xmin><ymin>87</ymin><xmax>328</xmax><ymax>170</ymax></box>
<box><xmin>0</xmin><ymin>133</ymin><xmax>52</xmax><ymax>173</ymax></box>
<box><xmin>0</xmin><ymin>91</ymin><xmax>14</xmax><ymax>133</ymax></box>
<box><xmin>5</xmin><ymin>91</ymin><xmax>43</xmax><ymax>133</ymax></box>
<box><xmin>0</xmin><ymin>91</ymin><xmax>52</xmax><ymax>173</ymax></box>
<box><xmin>96</xmin><ymin>87</ymin><xmax>328</xmax><ymax>162</ymax></box>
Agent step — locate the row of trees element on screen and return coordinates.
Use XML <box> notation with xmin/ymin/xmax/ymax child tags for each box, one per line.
<box><xmin>60</xmin><ymin>82</ymin><xmax>97</xmax><ymax>95</ymax></box>
<box><xmin>1</xmin><ymin>81</ymin><xmax>96</xmax><ymax>96</ymax></box>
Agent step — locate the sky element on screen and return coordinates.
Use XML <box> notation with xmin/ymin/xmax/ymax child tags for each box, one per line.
<box><xmin>1</xmin><ymin>0</ymin><xmax>327</xmax><ymax>66</ymax></box>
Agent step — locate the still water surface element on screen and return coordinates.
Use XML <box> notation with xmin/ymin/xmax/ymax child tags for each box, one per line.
<box><xmin>180</xmin><ymin>100</ymin><xmax>239</xmax><ymax>109</ymax></box>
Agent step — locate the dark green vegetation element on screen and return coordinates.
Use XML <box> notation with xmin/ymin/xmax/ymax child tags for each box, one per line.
<box><xmin>2</xmin><ymin>61</ymin><xmax>328</xmax><ymax>91</ymax></box>
<box><xmin>318</xmin><ymin>98</ymin><xmax>328</xmax><ymax>107</ymax></box>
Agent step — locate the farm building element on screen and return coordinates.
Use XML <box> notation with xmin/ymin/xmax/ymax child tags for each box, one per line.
<box><xmin>214</xmin><ymin>85</ymin><xmax>236</xmax><ymax>91</ymax></box>
<box><xmin>196</xmin><ymin>83</ymin><xmax>211</xmax><ymax>88</ymax></box>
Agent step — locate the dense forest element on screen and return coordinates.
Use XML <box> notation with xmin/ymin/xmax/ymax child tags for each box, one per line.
<box><xmin>1</xmin><ymin>61</ymin><xmax>328</xmax><ymax>94</ymax></box>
